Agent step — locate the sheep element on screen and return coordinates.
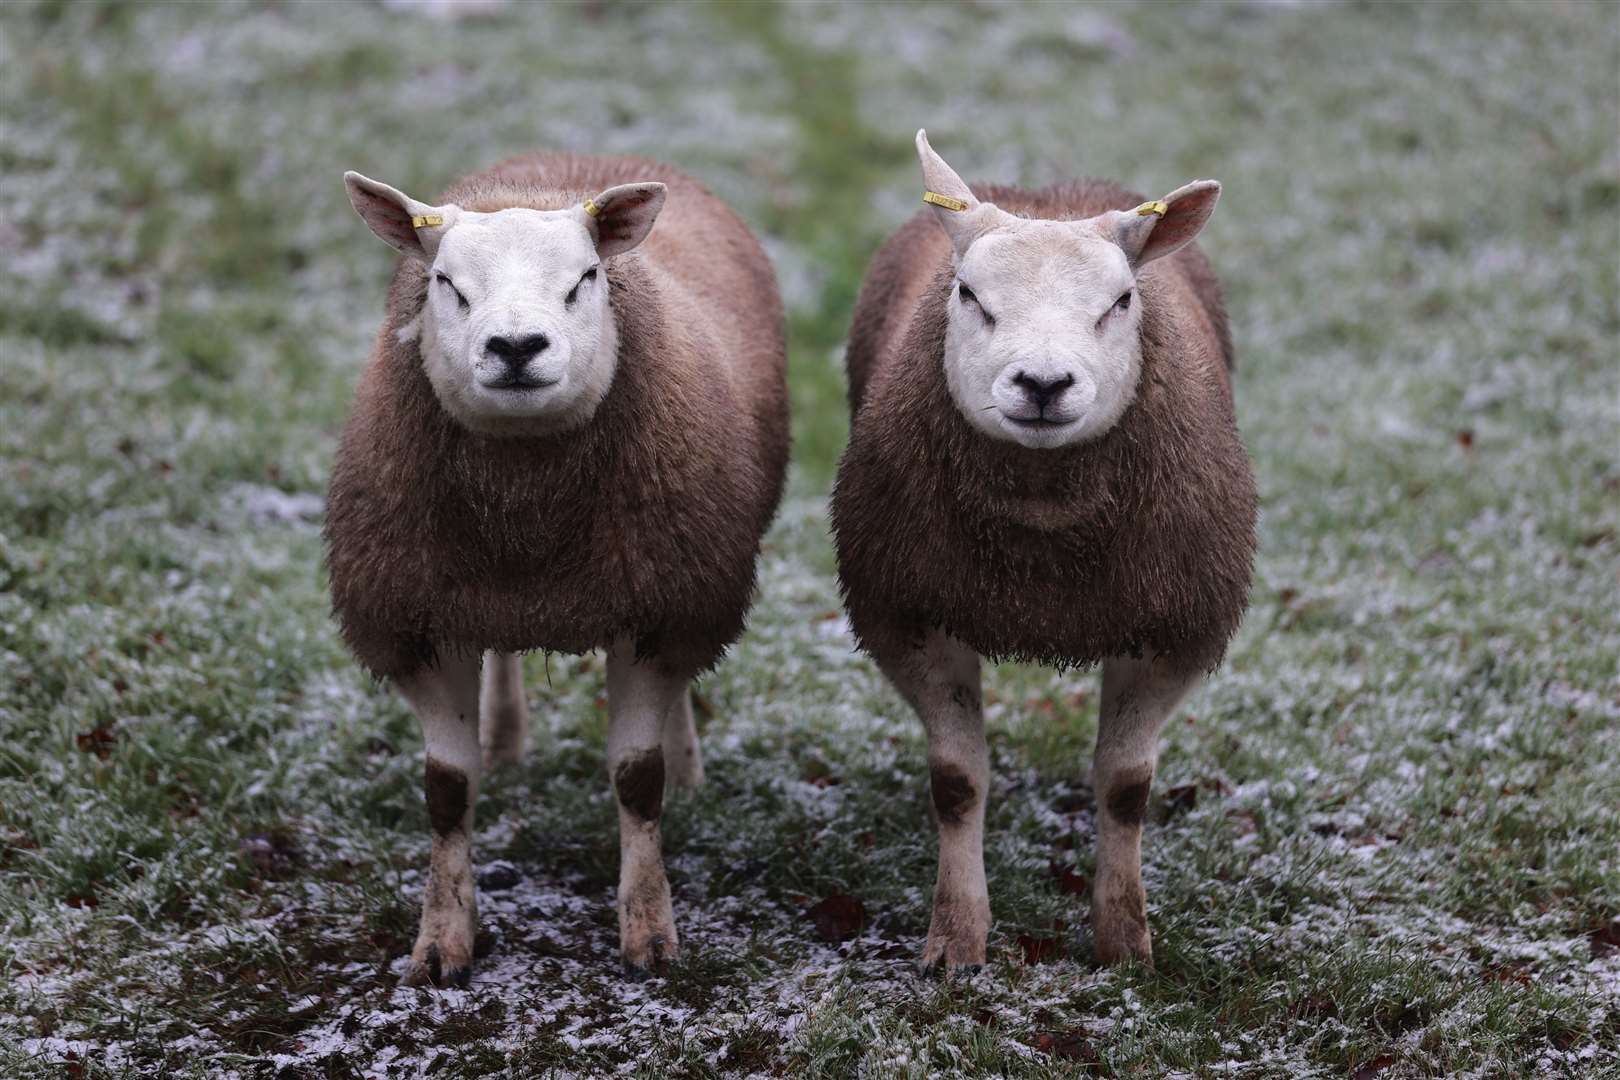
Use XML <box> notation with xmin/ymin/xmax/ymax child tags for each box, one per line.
<box><xmin>831</xmin><ymin>132</ymin><xmax>1256</xmax><ymax>971</ymax></box>
<box><xmin>327</xmin><ymin>152</ymin><xmax>788</xmax><ymax>985</ymax></box>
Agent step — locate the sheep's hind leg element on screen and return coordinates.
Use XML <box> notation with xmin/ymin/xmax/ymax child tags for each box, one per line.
<box><xmin>662</xmin><ymin>687</ymin><xmax>704</xmax><ymax>789</ymax></box>
<box><xmin>397</xmin><ymin>650</ymin><xmax>483</xmax><ymax>988</ymax></box>
<box><xmin>1091</xmin><ymin>654</ymin><xmax>1201</xmax><ymax>967</ymax></box>
<box><xmin>479</xmin><ymin>650</ymin><xmax>529</xmax><ymax>768</ymax></box>
<box><xmin>606</xmin><ymin>639</ymin><xmax>690</xmax><ymax>975</ymax></box>
<box><xmin>874</xmin><ymin>627</ymin><xmax>990</xmax><ymax>973</ymax></box>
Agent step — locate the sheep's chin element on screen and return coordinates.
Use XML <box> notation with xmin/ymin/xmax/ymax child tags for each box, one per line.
<box><xmin>447</xmin><ymin>394</ymin><xmax>605</xmax><ymax>439</ymax></box>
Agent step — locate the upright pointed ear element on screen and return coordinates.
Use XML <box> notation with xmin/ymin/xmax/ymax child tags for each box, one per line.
<box><xmin>1107</xmin><ymin>180</ymin><xmax>1220</xmax><ymax>269</ymax></box>
<box><xmin>581</xmin><ymin>182</ymin><xmax>666</xmax><ymax>258</ymax></box>
<box><xmin>344</xmin><ymin>171</ymin><xmax>459</xmax><ymax>264</ymax></box>
<box><xmin>915</xmin><ymin>129</ymin><xmax>1002</xmax><ymax>258</ymax></box>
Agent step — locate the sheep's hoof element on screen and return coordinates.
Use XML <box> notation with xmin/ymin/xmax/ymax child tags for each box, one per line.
<box><xmin>621</xmin><ymin>934</ymin><xmax>676</xmax><ymax>979</ymax></box>
<box><xmin>919</xmin><ymin>932</ymin><xmax>988</xmax><ymax>973</ymax></box>
<box><xmin>919</xmin><ymin>895</ymin><xmax>989</xmax><ymax>973</ymax></box>
<box><xmin>918</xmin><ymin>959</ymin><xmax>984</xmax><ymax>979</ymax></box>
<box><xmin>1090</xmin><ymin>920</ymin><xmax>1153</xmax><ymax>968</ymax></box>
<box><xmin>401</xmin><ymin>941</ymin><xmax>473</xmax><ymax>989</ymax></box>
<box><xmin>1092</xmin><ymin>938</ymin><xmax>1153</xmax><ymax>969</ymax></box>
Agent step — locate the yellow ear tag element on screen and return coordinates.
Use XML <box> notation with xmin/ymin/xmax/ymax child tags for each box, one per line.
<box><xmin>411</xmin><ymin>214</ymin><xmax>444</xmax><ymax>228</ymax></box>
<box><xmin>923</xmin><ymin>191</ymin><xmax>969</xmax><ymax>212</ymax></box>
<box><xmin>1133</xmin><ymin>200</ymin><xmax>1168</xmax><ymax>218</ymax></box>
<box><xmin>582</xmin><ymin>198</ymin><xmax>601</xmax><ymax>218</ymax></box>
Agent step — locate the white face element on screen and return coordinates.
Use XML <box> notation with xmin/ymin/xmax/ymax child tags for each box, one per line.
<box><xmin>944</xmin><ymin>220</ymin><xmax>1143</xmax><ymax>450</ymax></box>
<box><xmin>344</xmin><ymin>171</ymin><xmax>666</xmax><ymax>438</ymax></box>
<box><xmin>909</xmin><ymin>128</ymin><xmax>1220</xmax><ymax>452</ymax></box>
<box><xmin>419</xmin><ymin>208</ymin><xmax>614</xmax><ymax>437</ymax></box>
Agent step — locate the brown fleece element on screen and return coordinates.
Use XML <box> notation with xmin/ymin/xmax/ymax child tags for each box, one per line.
<box><xmin>832</xmin><ymin>179</ymin><xmax>1256</xmax><ymax>674</ymax></box>
<box><xmin>325</xmin><ymin>154</ymin><xmax>789</xmax><ymax>679</ymax></box>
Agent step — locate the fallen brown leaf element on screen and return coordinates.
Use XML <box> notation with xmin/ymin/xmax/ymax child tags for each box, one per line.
<box><xmin>240</xmin><ymin>831</ymin><xmax>301</xmax><ymax>881</ymax></box>
<box><xmin>1589</xmin><ymin>919</ymin><xmax>1620</xmax><ymax>959</ymax></box>
<box><xmin>1018</xmin><ymin>927</ymin><xmax>1065</xmax><ymax>965</ymax></box>
<box><xmin>1161</xmin><ymin>782</ymin><xmax>1198</xmax><ymax>819</ymax></box>
<box><xmin>807</xmin><ymin>893</ymin><xmax>866</xmax><ymax>943</ymax></box>
<box><xmin>1048</xmin><ymin>861</ymin><xmax>1087</xmax><ymax>896</ymax></box>
<box><xmin>1033</xmin><ymin>1031</ymin><xmax>1096</xmax><ymax>1061</ymax></box>
<box><xmin>1482</xmin><ymin>962</ymin><xmax>1531</xmax><ymax>986</ymax></box>
<box><xmin>75</xmin><ymin>726</ymin><xmax>116</xmax><ymax>759</ymax></box>
<box><xmin>1352</xmin><ymin>1053</ymin><xmax>1395</xmax><ymax>1080</ymax></box>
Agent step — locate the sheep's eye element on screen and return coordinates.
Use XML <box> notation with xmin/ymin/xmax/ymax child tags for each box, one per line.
<box><xmin>958</xmin><ymin>282</ymin><xmax>993</xmax><ymax>326</ymax></box>
<box><xmin>565</xmin><ymin>266</ymin><xmax>599</xmax><ymax>306</ymax></box>
<box><xmin>436</xmin><ymin>273</ymin><xmax>469</xmax><ymax>311</ymax></box>
<box><xmin>1097</xmin><ymin>289</ymin><xmax>1132</xmax><ymax>331</ymax></box>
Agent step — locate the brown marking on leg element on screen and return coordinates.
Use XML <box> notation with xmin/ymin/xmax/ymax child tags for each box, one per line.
<box><xmin>948</xmin><ymin>683</ymin><xmax>980</xmax><ymax>711</ymax></box>
<box><xmin>930</xmin><ymin>763</ymin><xmax>976</xmax><ymax>826</ymax></box>
<box><xmin>1105</xmin><ymin>766</ymin><xmax>1153</xmax><ymax>827</ymax></box>
<box><xmin>424</xmin><ymin>756</ymin><xmax>468</xmax><ymax>836</ymax></box>
<box><xmin>614</xmin><ymin>747</ymin><xmax>665</xmax><ymax>822</ymax></box>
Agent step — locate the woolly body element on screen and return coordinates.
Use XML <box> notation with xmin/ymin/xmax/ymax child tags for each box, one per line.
<box><xmin>833</xmin><ymin>179</ymin><xmax>1255</xmax><ymax>674</ymax></box>
<box><xmin>327</xmin><ymin>154</ymin><xmax>789</xmax><ymax>679</ymax></box>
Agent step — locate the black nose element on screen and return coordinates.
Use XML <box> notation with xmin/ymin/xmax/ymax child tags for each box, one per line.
<box><xmin>485</xmin><ymin>333</ymin><xmax>550</xmax><ymax>368</ymax></box>
<box><xmin>1012</xmin><ymin>371</ymin><xmax>1075</xmax><ymax>411</ymax></box>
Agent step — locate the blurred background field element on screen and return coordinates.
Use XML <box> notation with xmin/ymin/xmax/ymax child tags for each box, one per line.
<box><xmin>1</xmin><ymin>1</ymin><xmax>1616</xmax><ymax>1077</ymax></box>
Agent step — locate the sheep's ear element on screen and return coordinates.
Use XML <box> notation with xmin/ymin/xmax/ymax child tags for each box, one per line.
<box><xmin>1108</xmin><ymin>180</ymin><xmax>1220</xmax><ymax>269</ymax></box>
<box><xmin>915</xmin><ymin>129</ymin><xmax>995</xmax><ymax>257</ymax></box>
<box><xmin>581</xmin><ymin>182</ymin><xmax>666</xmax><ymax>258</ymax></box>
<box><xmin>344</xmin><ymin>171</ymin><xmax>458</xmax><ymax>264</ymax></box>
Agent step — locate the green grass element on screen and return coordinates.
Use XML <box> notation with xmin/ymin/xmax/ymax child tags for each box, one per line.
<box><xmin>2</xmin><ymin>0</ymin><xmax>1617</xmax><ymax>1076</ymax></box>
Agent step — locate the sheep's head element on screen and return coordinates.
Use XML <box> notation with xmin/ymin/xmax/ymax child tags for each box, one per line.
<box><xmin>344</xmin><ymin>171</ymin><xmax>666</xmax><ymax>437</ymax></box>
<box><xmin>915</xmin><ymin>130</ymin><xmax>1219</xmax><ymax>450</ymax></box>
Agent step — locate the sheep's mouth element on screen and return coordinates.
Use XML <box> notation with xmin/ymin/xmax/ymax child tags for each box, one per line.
<box><xmin>1002</xmin><ymin>415</ymin><xmax>1074</xmax><ymax>429</ymax></box>
<box><xmin>481</xmin><ymin>375</ymin><xmax>560</xmax><ymax>391</ymax></box>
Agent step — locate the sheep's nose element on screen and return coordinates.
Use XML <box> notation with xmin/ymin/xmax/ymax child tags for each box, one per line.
<box><xmin>1012</xmin><ymin>371</ymin><xmax>1075</xmax><ymax>411</ymax></box>
<box><xmin>485</xmin><ymin>333</ymin><xmax>550</xmax><ymax>368</ymax></box>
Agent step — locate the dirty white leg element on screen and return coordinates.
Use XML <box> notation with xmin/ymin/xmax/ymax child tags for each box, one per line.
<box><xmin>479</xmin><ymin>650</ymin><xmax>529</xmax><ymax>768</ymax></box>
<box><xmin>662</xmin><ymin>687</ymin><xmax>704</xmax><ymax>789</ymax></box>
<box><xmin>875</xmin><ymin>628</ymin><xmax>990</xmax><ymax>972</ymax></box>
<box><xmin>397</xmin><ymin>650</ymin><xmax>483</xmax><ymax>988</ymax></box>
<box><xmin>606</xmin><ymin>638</ymin><xmax>690</xmax><ymax>974</ymax></box>
<box><xmin>1091</xmin><ymin>653</ymin><xmax>1201</xmax><ymax>967</ymax></box>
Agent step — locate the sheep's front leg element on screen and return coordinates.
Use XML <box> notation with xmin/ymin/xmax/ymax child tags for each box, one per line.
<box><xmin>397</xmin><ymin>651</ymin><xmax>483</xmax><ymax>988</ymax></box>
<box><xmin>1092</xmin><ymin>653</ymin><xmax>1201</xmax><ymax>967</ymax></box>
<box><xmin>662</xmin><ymin>688</ymin><xmax>704</xmax><ymax>789</ymax></box>
<box><xmin>606</xmin><ymin>639</ymin><xmax>689</xmax><ymax>975</ymax></box>
<box><xmin>479</xmin><ymin>650</ymin><xmax>529</xmax><ymax>768</ymax></box>
<box><xmin>876</xmin><ymin>628</ymin><xmax>990</xmax><ymax>972</ymax></box>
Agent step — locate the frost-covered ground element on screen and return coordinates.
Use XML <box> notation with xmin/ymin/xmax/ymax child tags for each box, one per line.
<box><xmin>2</xmin><ymin>1</ymin><xmax>1617</xmax><ymax>1077</ymax></box>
